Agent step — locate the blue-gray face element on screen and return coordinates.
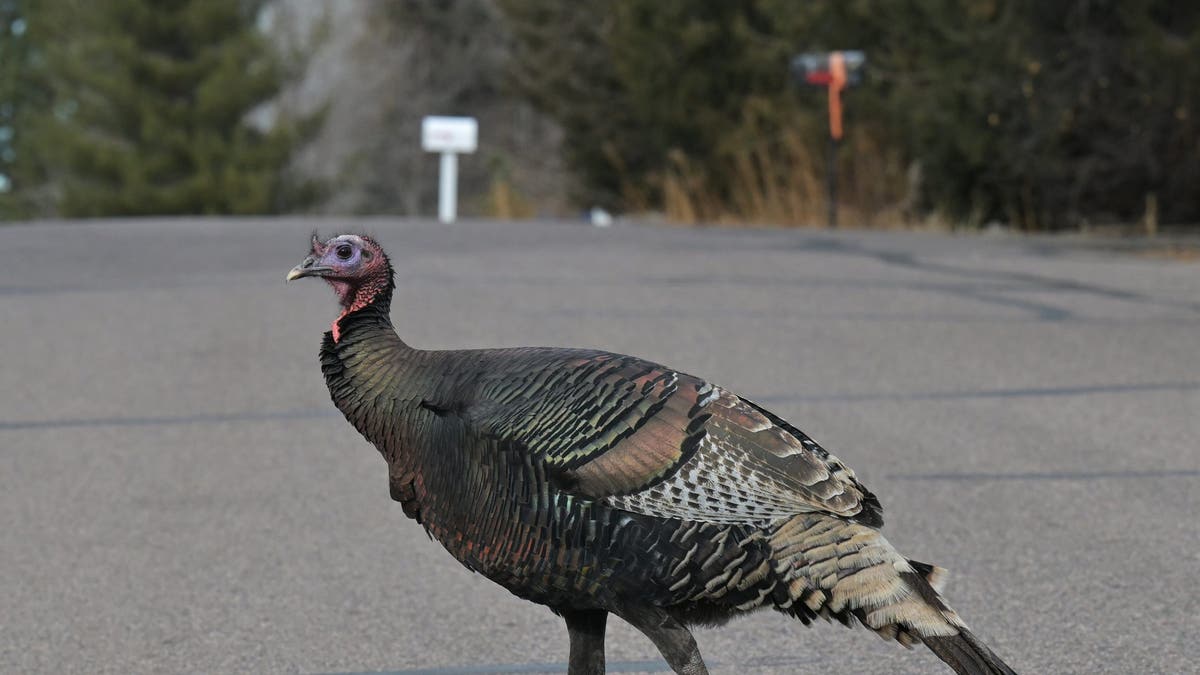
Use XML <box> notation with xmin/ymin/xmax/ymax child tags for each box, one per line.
<box><xmin>288</xmin><ymin>234</ymin><xmax>375</xmax><ymax>282</ymax></box>
<box><xmin>318</xmin><ymin>235</ymin><xmax>368</xmax><ymax>277</ymax></box>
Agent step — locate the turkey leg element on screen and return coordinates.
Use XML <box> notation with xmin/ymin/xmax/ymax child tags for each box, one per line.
<box><xmin>619</xmin><ymin>606</ymin><xmax>708</xmax><ymax>675</ymax></box>
<box><xmin>562</xmin><ymin>608</ymin><xmax>607</xmax><ymax>675</ymax></box>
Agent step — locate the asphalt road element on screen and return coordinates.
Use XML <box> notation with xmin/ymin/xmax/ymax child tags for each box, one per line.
<box><xmin>2</xmin><ymin>217</ymin><xmax>1197</xmax><ymax>675</ymax></box>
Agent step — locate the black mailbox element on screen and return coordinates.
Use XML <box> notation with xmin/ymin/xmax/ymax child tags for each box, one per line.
<box><xmin>791</xmin><ymin>51</ymin><xmax>867</xmax><ymax>88</ymax></box>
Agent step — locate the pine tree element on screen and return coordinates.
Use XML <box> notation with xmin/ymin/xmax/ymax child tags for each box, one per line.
<box><xmin>0</xmin><ymin>0</ymin><xmax>52</xmax><ymax>219</ymax></box>
<box><xmin>502</xmin><ymin>0</ymin><xmax>796</xmax><ymax>213</ymax></box>
<box><xmin>37</xmin><ymin>0</ymin><xmax>313</xmax><ymax>216</ymax></box>
<box><xmin>501</xmin><ymin>2</ymin><xmax>1200</xmax><ymax>229</ymax></box>
<box><xmin>500</xmin><ymin>0</ymin><xmax>635</xmax><ymax>209</ymax></box>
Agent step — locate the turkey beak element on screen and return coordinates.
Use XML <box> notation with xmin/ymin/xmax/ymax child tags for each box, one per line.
<box><xmin>286</xmin><ymin>255</ymin><xmax>331</xmax><ymax>282</ymax></box>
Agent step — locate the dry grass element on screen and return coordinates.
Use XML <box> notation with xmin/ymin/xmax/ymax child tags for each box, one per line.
<box><xmin>485</xmin><ymin>176</ymin><xmax>536</xmax><ymax>219</ymax></box>
<box><xmin>652</xmin><ymin>128</ymin><xmax>910</xmax><ymax>229</ymax></box>
<box><xmin>1136</xmin><ymin>244</ymin><xmax>1200</xmax><ymax>262</ymax></box>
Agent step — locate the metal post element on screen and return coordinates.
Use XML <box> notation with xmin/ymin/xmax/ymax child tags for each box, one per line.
<box><xmin>438</xmin><ymin>151</ymin><xmax>457</xmax><ymax>224</ymax></box>
<box><xmin>423</xmin><ymin>116</ymin><xmax>476</xmax><ymax>223</ymax></box>
<box><xmin>828</xmin><ymin>136</ymin><xmax>839</xmax><ymax>229</ymax></box>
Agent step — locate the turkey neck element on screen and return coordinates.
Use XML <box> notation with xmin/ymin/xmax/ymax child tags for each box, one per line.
<box><xmin>329</xmin><ymin>267</ymin><xmax>395</xmax><ymax>343</ymax></box>
<box><xmin>320</xmin><ymin>283</ymin><xmax>433</xmax><ymax>468</ymax></box>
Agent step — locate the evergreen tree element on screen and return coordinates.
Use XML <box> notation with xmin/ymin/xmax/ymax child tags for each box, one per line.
<box><xmin>501</xmin><ymin>1</ymin><xmax>1200</xmax><ymax>229</ymax></box>
<box><xmin>0</xmin><ymin>0</ymin><xmax>51</xmax><ymax>219</ymax></box>
<box><xmin>501</xmin><ymin>0</ymin><xmax>637</xmax><ymax>209</ymax></box>
<box><xmin>505</xmin><ymin>1</ymin><xmax>787</xmax><ymax>212</ymax></box>
<box><xmin>37</xmin><ymin>0</ymin><xmax>312</xmax><ymax>216</ymax></box>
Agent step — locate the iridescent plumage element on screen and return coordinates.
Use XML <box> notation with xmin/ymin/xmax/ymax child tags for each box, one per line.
<box><xmin>290</xmin><ymin>233</ymin><xmax>1017</xmax><ymax>675</ymax></box>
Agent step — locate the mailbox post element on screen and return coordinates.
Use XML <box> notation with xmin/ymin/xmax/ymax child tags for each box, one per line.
<box><xmin>791</xmin><ymin>51</ymin><xmax>865</xmax><ymax>228</ymax></box>
<box><xmin>421</xmin><ymin>116</ymin><xmax>478</xmax><ymax>224</ymax></box>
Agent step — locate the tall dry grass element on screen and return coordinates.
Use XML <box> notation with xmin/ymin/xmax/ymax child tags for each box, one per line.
<box><xmin>651</xmin><ymin>128</ymin><xmax>910</xmax><ymax>228</ymax></box>
<box><xmin>485</xmin><ymin>176</ymin><xmax>536</xmax><ymax>219</ymax></box>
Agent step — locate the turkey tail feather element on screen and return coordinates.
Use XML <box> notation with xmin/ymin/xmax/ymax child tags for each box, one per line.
<box><xmin>767</xmin><ymin>515</ymin><xmax>1016</xmax><ymax>673</ymax></box>
<box><xmin>924</xmin><ymin>627</ymin><xmax>1018</xmax><ymax>675</ymax></box>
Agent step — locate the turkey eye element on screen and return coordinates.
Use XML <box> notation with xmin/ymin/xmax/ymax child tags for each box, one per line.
<box><xmin>335</xmin><ymin>244</ymin><xmax>353</xmax><ymax>260</ymax></box>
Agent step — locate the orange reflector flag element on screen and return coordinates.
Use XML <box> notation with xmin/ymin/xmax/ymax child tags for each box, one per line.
<box><xmin>828</xmin><ymin>51</ymin><xmax>847</xmax><ymax>140</ymax></box>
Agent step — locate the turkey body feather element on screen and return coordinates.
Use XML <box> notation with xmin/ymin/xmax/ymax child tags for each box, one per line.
<box><xmin>291</xmin><ymin>234</ymin><xmax>1017</xmax><ymax>675</ymax></box>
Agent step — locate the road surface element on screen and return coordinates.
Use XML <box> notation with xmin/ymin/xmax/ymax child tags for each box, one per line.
<box><xmin>2</xmin><ymin>217</ymin><xmax>1197</xmax><ymax>674</ymax></box>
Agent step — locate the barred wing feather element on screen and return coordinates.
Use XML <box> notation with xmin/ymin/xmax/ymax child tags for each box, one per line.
<box><xmin>468</xmin><ymin>351</ymin><xmax>882</xmax><ymax>528</ymax></box>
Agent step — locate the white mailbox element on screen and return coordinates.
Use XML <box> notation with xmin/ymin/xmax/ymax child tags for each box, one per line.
<box><xmin>422</xmin><ymin>116</ymin><xmax>478</xmax><ymax>154</ymax></box>
<box><xmin>421</xmin><ymin>116</ymin><xmax>478</xmax><ymax>223</ymax></box>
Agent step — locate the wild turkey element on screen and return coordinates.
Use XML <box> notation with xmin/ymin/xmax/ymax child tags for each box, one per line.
<box><xmin>288</xmin><ymin>232</ymin><xmax>1017</xmax><ymax>675</ymax></box>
